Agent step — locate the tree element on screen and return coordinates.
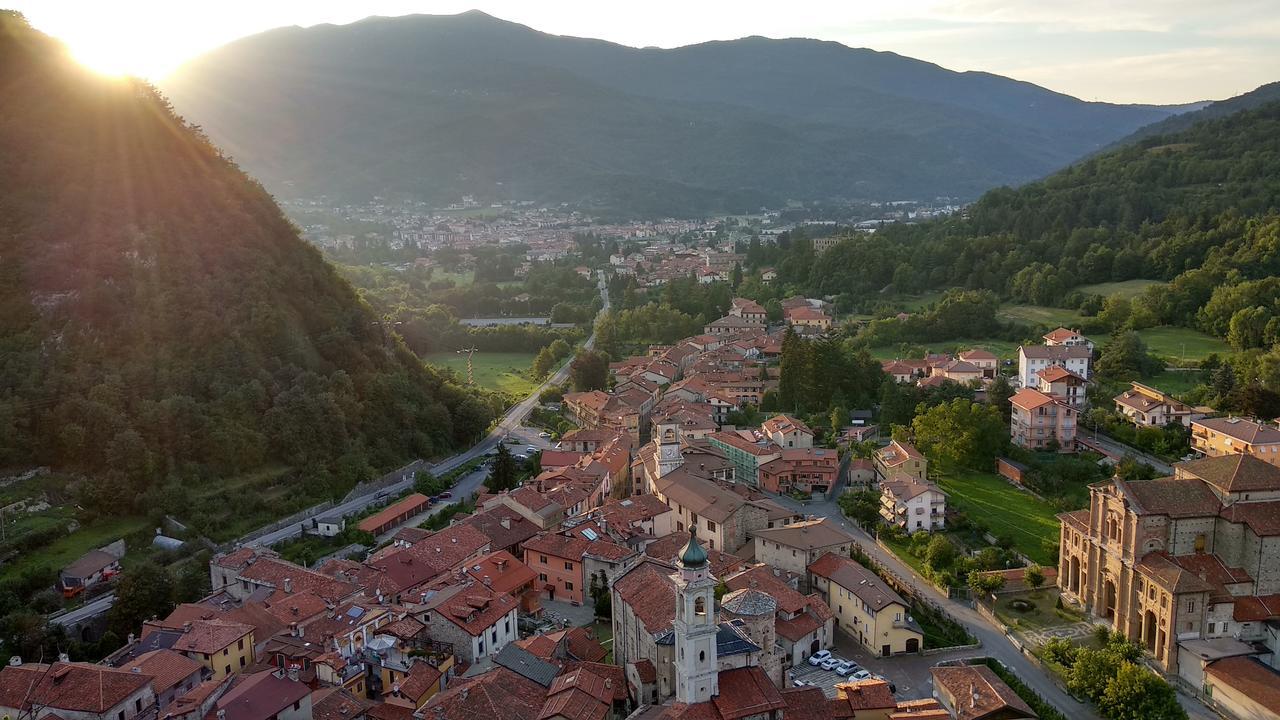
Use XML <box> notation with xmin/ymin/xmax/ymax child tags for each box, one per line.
<box><xmin>531</xmin><ymin>346</ymin><xmax>557</xmax><ymax>379</ymax></box>
<box><xmin>588</xmin><ymin>571</ymin><xmax>611</xmax><ymax>619</ymax></box>
<box><xmin>838</xmin><ymin>489</ymin><xmax>881</xmax><ymax>527</ymax></box>
<box><xmin>924</xmin><ymin>535</ymin><xmax>958</xmax><ymax>569</ymax></box>
<box><xmin>1098</xmin><ymin>662</ymin><xmax>1187</xmax><ymax>720</ymax></box>
<box><xmin>730</xmin><ymin>262</ymin><xmax>743</xmax><ymax>289</ymax></box>
<box><xmin>986</xmin><ymin>375</ymin><xmax>1014</xmax><ymax>420</ymax></box>
<box><xmin>912</xmin><ymin>399</ymin><xmax>1008</xmax><ymax>470</ymax></box>
<box><xmin>1068</xmin><ymin>645</ymin><xmax>1124</xmax><ymax>700</ymax></box>
<box><xmin>1023</xmin><ymin>563</ymin><xmax>1045</xmax><ymax>591</ymax></box>
<box><xmin>484</xmin><ymin>444</ymin><xmax>520</xmax><ymax>493</ymax></box>
<box><xmin>569</xmin><ymin>349</ymin><xmax>610</xmax><ymax>391</ymax></box>
<box><xmin>1096</xmin><ymin>331</ymin><xmax>1162</xmax><ymax>378</ymax></box>
<box><xmin>108</xmin><ymin>561</ymin><xmax>174</xmax><ymax>637</ymax></box>
<box><xmin>967</xmin><ymin>572</ymin><xmax>1004</xmax><ymax>597</ymax></box>
<box><xmin>415</xmin><ymin>470</ymin><xmax>446</xmax><ymax>496</ymax></box>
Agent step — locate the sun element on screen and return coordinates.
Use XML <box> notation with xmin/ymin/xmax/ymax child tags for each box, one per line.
<box><xmin>68</xmin><ymin>38</ymin><xmax>174</xmax><ymax>79</ymax></box>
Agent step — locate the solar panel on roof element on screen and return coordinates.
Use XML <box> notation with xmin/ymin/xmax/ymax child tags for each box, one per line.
<box><xmin>582</xmin><ymin>528</ymin><xmax>599</xmax><ymax>541</ymax></box>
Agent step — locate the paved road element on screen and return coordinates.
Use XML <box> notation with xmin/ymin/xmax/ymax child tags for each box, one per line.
<box><xmin>1081</xmin><ymin>430</ymin><xmax>1175</xmax><ymax>475</ymax></box>
<box><xmin>52</xmin><ymin>275</ymin><xmax>609</xmax><ymax>629</ymax></box>
<box><xmin>779</xmin><ymin>491</ymin><xmax>1219</xmax><ymax>719</ymax></box>
<box><xmin>248</xmin><ymin>274</ymin><xmax>609</xmax><ymax>549</ymax></box>
<box><xmin>775</xmin><ymin>491</ymin><xmax>1104</xmax><ymax>719</ymax></box>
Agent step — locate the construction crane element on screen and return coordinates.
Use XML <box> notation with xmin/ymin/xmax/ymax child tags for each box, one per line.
<box><xmin>457</xmin><ymin>346</ymin><xmax>479</xmax><ymax>385</ymax></box>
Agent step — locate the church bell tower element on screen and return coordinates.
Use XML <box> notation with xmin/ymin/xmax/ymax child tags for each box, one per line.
<box><xmin>672</xmin><ymin>528</ymin><xmax>718</xmax><ymax>704</ymax></box>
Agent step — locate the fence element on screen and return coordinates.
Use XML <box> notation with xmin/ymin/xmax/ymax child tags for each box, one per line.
<box><xmin>342</xmin><ymin>459</ymin><xmax>426</xmax><ymax>504</ymax></box>
<box><xmin>234</xmin><ymin>499</ymin><xmax>336</xmax><ymax>547</ymax></box>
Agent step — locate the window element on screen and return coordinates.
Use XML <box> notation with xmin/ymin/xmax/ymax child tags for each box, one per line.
<box><xmin>238</xmin><ymin>638</ymin><xmax>244</xmax><ymax>650</ymax></box>
<box><xmin>539</xmin><ymin>573</ymin><xmax>548</xmax><ymax>582</ymax></box>
<box><xmin>1208</xmin><ymin>622</ymin><xmax>1216</xmax><ymax>633</ymax></box>
<box><xmin>695</xmin><ymin>597</ymin><xmax>707</xmax><ymax>616</ymax></box>
<box><xmin>706</xmin><ymin>519</ymin><xmax>716</xmax><ymax>532</ymax></box>
<box><xmin>540</xmin><ymin>555</ymin><xmax>548</xmax><ymax>564</ymax></box>
<box><xmin>136</xmin><ymin>699</ymin><xmax>143</xmax><ymax>712</ymax></box>
<box><xmin>505</xmin><ymin>619</ymin><xmax>510</xmax><ymax>634</ymax></box>
<box><xmin>239</xmin><ymin>656</ymin><xmax>246</xmax><ymax>668</ymax></box>
<box><xmin>565</xmin><ymin>581</ymin><xmax>574</xmax><ymax>591</ymax></box>
<box><xmin>224</xmin><ymin>665</ymin><xmax>231</xmax><ymax>675</ymax></box>
<box><xmin>565</xmin><ymin>561</ymin><xmax>574</xmax><ymax>571</ymax></box>
<box><xmin>294</xmin><ymin>701</ymin><xmax>301</xmax><ymax>711</ymax></box>
<box><xmin>1186</xmin><ymin>599</ymin><xmax>1196</xmax><ymax>613</ymax></box>
<box><xmin>223</xmin><ymin>648</ymin><xmax>229</xmax><ymax>656</ymax></box>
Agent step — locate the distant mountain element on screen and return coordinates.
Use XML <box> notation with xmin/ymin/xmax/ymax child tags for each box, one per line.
<box><xmin>1107</xmin><ymin>82</ymin><xmax>1280</xmax><ymax>150</ymax></box>
<box><xmin>0</xmin><ymin>12</ymin><xmax>486</xmax><ymax>520</ymax></box>
<box><xmin>162</xmin><ymin>11</ymin><xmax>1187</xmax><ymax>216</ymax></box>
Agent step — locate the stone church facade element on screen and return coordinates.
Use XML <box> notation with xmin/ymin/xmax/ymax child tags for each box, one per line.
<box><xmin>1059</xmin><ymin>454</ymin><xmax>1280</xmax><ymax>673</ymax></box>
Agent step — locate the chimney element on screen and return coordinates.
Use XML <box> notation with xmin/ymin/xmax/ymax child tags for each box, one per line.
<box><xmin>288</xmin><ymin>666</ymin><xmax>299</xmax><ymax>682</ymax></box>
<box><xmin>131</xmin><ymin>666</ymin><xmax>141</xmax><ymax>674</ymax></box>
<box><xmin>182</xmin><ymin>621</ymin><xmax>192</xmax><ymax>633</ymax></box>
<box><xmin>290</xmin><ymin>622</ymin><xmax>299</xmax><ymax>637</ymax></box>
<box><xmin>283</xmin><ymin>577</ymin><xmax>293</xmax><ymax>594</ymax></box>
<box><xmin>127</xmin><ymin>632</ymin><xmax>135</xmax><ymax>645</ymax></box>
<box><xmin>971</xmin><ymin>683</ymin><xmax>979</xmax><ymax>708</ymax></box>
<box><xmin>500</xmin><ymin>517</ymin><xmax>511</xmax><ymax>530</ymax></box>
<box><xmin>218</xmin><ymin>711</ymin><xmax>226</xmax><ymax>720</ymax></box>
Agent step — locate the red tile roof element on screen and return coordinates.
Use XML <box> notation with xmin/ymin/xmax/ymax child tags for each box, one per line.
<box><xmin>394</xmin><ymin>661</ymin><xmax>442</xmax><ymax>701</ymax></box>
<box><xmin>465</xmin><ymin>550</ymin><xmax>539</xmax><ymax>594</ymax></box>
<box><xmin>429</xmin><ymin>583</ymin><xmax>517</xmax><ymax>636</ymax></box>
<box><xmin>1206</xmin><ymin>656</ymin><xmax>1280</xmax><ymax>714</ymax></box>
<box><xmin>711</xmin><ymin>666</ymin><xmax>787</xmax><ymax>720</ymax></box>
<box><xmin>423</xmin><ymin>666</ymin><xmax>547</xmax><ymax>720</ymax></box>
<box><xmin>358</xmin><ymin>493</ymin><xmax>431</xmax><ymax>534</ymax></box>
<box><xmin>176</xmin><ymin>619</ymin><xmax>253</xmax><ymax>655</ymax></box>
<box><xmin>121</xmin><ymin>649</ymin><xmax>203</xmax><ymax>695</ymax></box>
<box><xmin>930</xmin><ymin>665</ymin><xmax>1036</xmax><ymax>720</ymax></box>
<box><xmin>0</xmin><ymin>663</ymin><xmax>151</xmax><ymax>713</ymax></box>
<box><xmin>612</xmin><ymin>559</ymin><xmax>679</xmax><ymax>634</ymax></box>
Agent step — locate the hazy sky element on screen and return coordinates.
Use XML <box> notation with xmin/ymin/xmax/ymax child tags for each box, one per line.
<box><xmin>15</xmin><ymin>0</ymin><xmax>1280</xmax><ymax>104</ymax></box>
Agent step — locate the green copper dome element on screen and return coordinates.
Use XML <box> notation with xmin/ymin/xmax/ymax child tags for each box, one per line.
<box><xmin>679</xmin><ymin>528</ymin><xmax>708</xmax><ymax>569</ymax></box>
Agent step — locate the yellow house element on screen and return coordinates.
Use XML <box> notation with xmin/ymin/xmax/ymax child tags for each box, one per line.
<box><xmin>1192</xmin><ymin>417</ymin><xmax>1280</xmax><ymax>465</ymax></box>
<box><xmin>807</xmin><ymin>552</ymin><xmax>922</xmax><ymax>657</ymax></box>
<box><xmin>174</xmin><ymin>619</ymin><xmax>255</xmax><ymax>681</ymax></box>
<box><xmin>874</xmin><ymin>440</ymin><xmax>927</xmax><ymax>482</ymax></box>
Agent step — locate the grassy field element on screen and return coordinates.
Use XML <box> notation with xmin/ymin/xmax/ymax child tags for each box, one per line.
<box><xmin>0</xmin><ymin>515</ymin><xmax>147</xmax><ymax>583</ymax></box>
<box><xmin>868</xmin><ymin>338</ymin><xmax>1021</xmax><ymax>361</ymax></box>
<box><xmin>998</xmin><ymin>305</ymin><xmax>1085</xmax><ymax>329</ymax></box>
<box><xmin>424</xmin><ymin>351</ymin><xmax>540</xmax><ymax>396</ymax></box>
<box><xmin>1139</xmin><ymin>369</ymin><xmax>1207</xmax><ymax>396</ymax></box>
<box><xmin>427</xmin><ymin>268</ymin><xmax>475</xmax><ymax>285</ymax></box>
<box><xmin>935</xmin><ymin>470</ymin><xmax>1060</xmax><ymax>565</ymax></box>
<box><xmin>1133</xmin><ymin>326</ymin><xmax>1230</xmax><ymax>364</ymax></box>
<box><xmin>1076</xmin><ymin>279</ymin><xmax>1163</xmax><ymax>299</ymax></box>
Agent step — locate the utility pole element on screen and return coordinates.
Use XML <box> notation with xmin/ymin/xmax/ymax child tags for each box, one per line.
<box><xmin>457</xmin><ymin>346</ymin><xmax>479</xmax><ymax>385</ymax></box>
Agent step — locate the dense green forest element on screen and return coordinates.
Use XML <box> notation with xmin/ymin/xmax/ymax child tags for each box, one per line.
<box><xmin>754</xmin><ymin>104</ymin><xmax>1280</xmax><ymax>350</ymax></box>
<box><xmin>0</xmin><ymin>13</ymin><xmax>496</xmax><ymax>520</ymax></box>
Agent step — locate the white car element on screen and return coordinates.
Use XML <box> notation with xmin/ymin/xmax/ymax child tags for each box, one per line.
<box><xmin>834</xmin><ymin>661</ymin><xmax>859</xmax><ymax>676</ymax></box>
<box><xmin>538</xmin><ymin>431</ymin><xmax>551</xmax><ymax>438</ymax></box>
<box><xmin>791</xmin><ymin>678</ymin><xmax>809</xmax><ymax>687</ymax></box>
<box><xmin>851</xmin><ymin>669</ymin><xmax>873</xmax><ymax>681</ymax></box>
<box><xmin>820</xmin><ymin>657</ymin><xmax>842</xmax><ymax>671</ymax></box>
<box><xmin>808</xmin><ymin>650</ymin><xmax>831</xmax><ymax>667</ymax></box>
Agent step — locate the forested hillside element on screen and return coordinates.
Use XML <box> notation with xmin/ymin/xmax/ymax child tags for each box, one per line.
<box><xmin>781</xmin><ymin>103</ymin><xmax>1280</xmax><ymax>353</ymax></box>
<box><xmin>162</xmin><ymin>11</ymin><xmax>1179</xmax><ymax>216</ymax></box>
<box><xmin>0</xmin><ymin>13</ymin><xmax>495</xmax><ymax>519</ymax></box>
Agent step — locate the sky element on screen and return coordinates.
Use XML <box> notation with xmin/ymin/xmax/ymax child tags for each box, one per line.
<box><xmin>13</xmin><ymin>0</ymin><xmax>1280</xmax><ymax>104</ymax></box>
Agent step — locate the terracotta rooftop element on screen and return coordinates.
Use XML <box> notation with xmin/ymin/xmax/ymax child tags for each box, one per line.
<box><xmin>711</xmin><ymin>666</ymin><xmax>787</xmax><ymax>720</ymax></box>
<box><xmin>1119</xmin><ymin>477</ymin><xmax>1221</xmax><ymax>518</ymax></box>
<box><xmin>0</xmin><ymin>662</ymin><xmax>152</xmax><ymax>714</ymax></box>
<box><xmin>1179</xmin><ymin>454</ymin><xmax>1280</xmax><ymax>493</ymax></box>
<box><xmin>423</xmin><ymin>666</ymin><xmax>547</xmax><ymax>720</ymax></box>
<box><xmin>358</xmin><ymin>493</ymin><xmax>431</xmax><ymax>533</ymax></box>
<box><xmin>1194</xmin><ymin>417</ymin><xmax>1280</xmax><ymax>444</ymax></box>
<box><xmin>808</xmin><ymin>552</ymin><xmax>908</xmax><ymax>612</ymax></box>
<box><xmin>612</xmin><ymin>559</ymin><xmax>679</xmax><ymax>634</ymax></box>
<box><xmin>1206</xmin><ymin>657</ymin><xmax>1280</xmax><ymax>715</ymax></box>
<box><xmin>121</xmin><ymin>649</ymin><xmax>202</xmax><ymax>695</ymax></box>
<box><xmin>177</xmin><ymin>619</ymin><xmax>253</xmax><ymax>655</ymax></box>
<box><xmin>644</xmin><ymin>532</ymin><xmax>744</xmax><ymax>578</ymax></box>
<box><xmin>750</xmin><ymin>518</ymin><xmax>854</xmax><ymax>550</ymax></box>
<box><xmin>930</xmin><ymin>665</ymin><xmax>1037</xmax><ymax>720</ymax></box>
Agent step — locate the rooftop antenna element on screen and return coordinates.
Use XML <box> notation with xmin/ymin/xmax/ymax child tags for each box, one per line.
<box><xmin>457</xmin><ymin>346</ymin><xmax>479</xmax><ymax>385</ymax></box>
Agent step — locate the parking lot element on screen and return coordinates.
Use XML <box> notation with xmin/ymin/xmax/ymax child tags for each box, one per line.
<box><xmin>787</xmin><ymin>654</ymin><xmax>887</xmax><ymax>699</ymax></box>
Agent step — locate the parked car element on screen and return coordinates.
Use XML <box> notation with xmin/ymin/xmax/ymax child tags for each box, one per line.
<box><xmin>538</xmin><ymin>431</ymin><xmax>551</xmax><ymax>438</ymax></box>
<box><xmin>850</xmin><ymin>669</ymin><xmax>872</xmax><ymax>681</ymax></box>
<box><xmin>820</xmin><ymin>657</ymin><xmax>842</xmax><ymax>671</ymax></box>
<box><xmin>808</xmin><ymin>650</ymin><xmax>831</xmax><ymax>667</ymax></box>
<box><xmin>437</xmin><ymin>491</ymin><xmax>452</xmax><ymax>499</ymax></box>
<box><xmin>525</xmin><ymin>446</ymin><xmax>537</xmax><ymax>454</ymax></box>
<box><xmin>791</xmin><ymin>678</ymin><xmax>809</xmax><ymax>687</ymax></box>
<box><xmin>834</xmin><ymin>661</ymin><xmax>859</xmax><ymax>676</ymax></box>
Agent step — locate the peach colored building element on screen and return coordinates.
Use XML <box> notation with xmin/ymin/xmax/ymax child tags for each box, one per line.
<box><xmin>1010</xmin><ymin>388</ymin><xmax>1076</xmax><ymax>452</ymax></box>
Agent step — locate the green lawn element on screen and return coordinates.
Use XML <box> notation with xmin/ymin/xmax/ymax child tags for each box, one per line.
<box><xmin>1075</xmin><ymin>279</ymin><xmax>1163</xmax><ymax>299</ymax></box>
<box><xmin>0</xmin><ymin>515</ymin><xmax>147</xmax><ymax>583</ymax></box>
<box><xmin>424</xmin><ymin>351</ymin><xmax>540</xmax><ymax>396</ymax></box>
<box><xmin>998</xmin><ymin>305</ymin><xmax>1085</xmax><ymax>329</ymax></box>
<box><xmin>880</xmin><ymin>535</ymin><xmax>934</xmax><ymax>579</ymax></box>
<box><xmin>1139</xmin><ymin>369</ymin><xmax>1207</xmax><ymax>397</ymax></box>
<box><xmin>867</xmin><ymin>338</ymin><xmax>1021</xmax><ymax>361</ymax></box>
<box><xmin>427</xmin><ymin>268</ymin><xmax>475</xmax><ymax>285</ymax></box>
<box><xmin>935</xmin><ymin>470</ymin><xmax>1061</xmax><ymax>565</ymax></box>
<box><xmin>1131</xmin><ymin>326</ymin><xmax>1229</xmax><ymax>365</ymax></box>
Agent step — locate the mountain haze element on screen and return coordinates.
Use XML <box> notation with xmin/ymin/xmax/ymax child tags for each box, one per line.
<box><xmin>0</xmin><ymin>12</ymin><xmax>489</xmax><ymax>526</ymax></box>
<box><xmin>1107</xmin><ymin>81</ymin><xmax>1280</xmax><ymax>150</ymax></box>
<box><xmin>163</xmin><ymin>11</ymin><xmax>1184</xmax><ymax>216</ymax></box>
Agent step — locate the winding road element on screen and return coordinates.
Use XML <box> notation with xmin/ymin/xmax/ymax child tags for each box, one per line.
<box><xmin>52</xmin><ymin>274</ymin><xmax>609</xmax><ymax>629</ymax></box>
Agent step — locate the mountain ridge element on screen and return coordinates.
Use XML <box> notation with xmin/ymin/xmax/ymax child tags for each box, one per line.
<box><xmin>162</xmin><ymin>10</ymin><xmax>1187</xmax><ymax>216</ymax></box>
